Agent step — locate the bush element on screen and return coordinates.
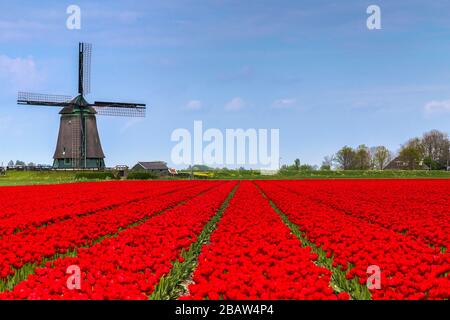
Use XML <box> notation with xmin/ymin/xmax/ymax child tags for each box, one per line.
<box><xmin>127</xmin><ymin>172</ymin><xmax>158</xmax><ymax>180</ymax></box>
<box><xmin>75</xmin><ymin>172</ymin><xmax>117</xmax><ymax>180</ymax></box>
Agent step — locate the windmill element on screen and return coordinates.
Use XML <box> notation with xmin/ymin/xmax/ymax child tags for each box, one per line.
<box><xmin>17</xmin><ymin>42</ymin><xmax>146</xmax><ymax>169</ymax></box>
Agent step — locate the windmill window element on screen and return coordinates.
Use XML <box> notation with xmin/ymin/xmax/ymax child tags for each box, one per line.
<box><xmin>64</xmin><ymin>158</ymin><xmax>70</xmax><ymax>165</ymax></box>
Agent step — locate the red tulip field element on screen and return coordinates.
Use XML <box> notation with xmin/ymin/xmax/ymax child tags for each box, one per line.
<box><xmin>0</xmin><ymin>179</ymin><xmax>449</xmax><ymax>300</ymax></box>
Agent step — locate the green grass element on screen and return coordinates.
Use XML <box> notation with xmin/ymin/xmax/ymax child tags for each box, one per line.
<box><xmin>1</xmin><ymin>169</ymin><xmax>449</xmax><ymax>187</ymax></box>
<box><xmin>0</xmin><ymin>171</ymin><xmax>78</xmax><ymax>186</ymax></box>
<box><xmin>181</xmin><ymin>169</ymin><xmax>450</xmax><ymax>180</ymax></box>
<box><xmin>273</xmin><ymin>169</ymin><xmax>450</xmax><ymax>179</ymax></box>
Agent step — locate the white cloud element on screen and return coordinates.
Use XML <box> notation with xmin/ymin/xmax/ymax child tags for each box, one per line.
<box><xmin>273</xmin><ymin>98</ymin><xmax>297</xmax><ymax>109</ymax></box>
<box><xmin>225</xmin><ymin>97</ymin><xmax>245</xmax><ymax>111</ymax></box>
<box><xmin>185</xmin><ymin>100</ymin><xmax>203</xmax><ymax>110</ymax></box>
<box><xmin>424</xmin><ymin>100</ymin><xmax>450</xmax><ymax>114</ymax></box>
<box><xmin>0</xmin><ymin>55</ymin><xmax>42</xmax><ymax>89</ymax></box>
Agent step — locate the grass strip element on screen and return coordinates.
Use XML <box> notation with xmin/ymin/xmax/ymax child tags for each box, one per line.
<box><xmin>149</xmin><ymin>183</ymin><xmax>239</xmax><ymax>300</ymax></box>
<box><xmin>254</xmin><ymin>183</ymin><xmax>372</xmax><ymax>300</ymax></box>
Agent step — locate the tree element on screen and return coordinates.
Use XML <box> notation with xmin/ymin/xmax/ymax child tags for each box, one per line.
<box><xmin>444</xmin><ymin>139</ymin><xmax>450</xmax><ymax>169</ymax></box>
<box><xmin>299</xmin><ymin>164</ymin><xmax>316</xmax><ymax>171</ymax></box>
<box><xmin>421</xmin><ymin>130</ymin><xmax>449</xmax><ymax>169</ymax></box>
<box><xmin>398</xmin><ymin>138</ymin><xmax>424</xmax><ymax>170</ymax></box>
<box><xmin>372</xmin><ymin>146</ymin><xmax>392</xmax><ymax>170</ymax></box>
<box><xmin>335</xmin><ymin>146</ymin><xmax>356</xmax><ymax>170</ymax></box>
<box><xmin>15</xmin><ymin>160</ymin><xmax>26</xmax><ymax>166</ymax></box>
<box><xmin>7</xmin><ymin>160</ymin><xmax>14</xmax><ymax>167</ymax></box>
<box><xmin>353</xmin><ymin>144</ymin><xmax>371</xmax><ymax>170</ymax></box>
<box><xmin>321</xmin><ymin>155</ymin><xmax>334</xmax><ymax>170</ymax></box>
<box><xmin>293</xmin><ymin>159</ymin><xmax>300</xmax><ymax>170</ymax></box>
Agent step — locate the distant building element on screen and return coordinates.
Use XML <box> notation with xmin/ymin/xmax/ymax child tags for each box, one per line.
<box><xmin>384</xmin><ymin>156</ymin><xmax>408</xmax><ymax>170</ymax></box>
<box><xmin>115</xmin><ymin>165</ymin><xmax>129</xmax><ymax>178</ymax></box>
<box><xmin>384</xmin><ymin>156</ymin><xmax>429</xmax><ymax>170</ymax></box>
<box><xmin>131</xmin><ymin>161</ymin><xmax>169</xmax><ymax>176</ymax></box>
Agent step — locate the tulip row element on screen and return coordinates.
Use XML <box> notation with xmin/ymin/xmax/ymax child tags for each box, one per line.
<box><xmin>0</xmin><ymin>181</ymin><xmax>201</xmax><ymax>237</ymax></box>
<box><xmin>183</xmin><ymin>181</ymin><xmax>346</xmax><ymax>300</ymax></box>
<box><xmin>0</xmin><ymin>181</ymin><xmax>236</xmax><ymax>299</ymax></box>
<box><xmin>0</xmin><ymin>182</ymin><xmax>146</xmax><ymax>219</ymax></box>
<box><xmin>271</xmin><ymin>179</ymin><xmax>450</xmax><ymax>249</ymax></box>
<box><xmin>256</xmin><ymin>181</ymin><xmax>450</xmax><ymax>300</ymax></box>
<box><xmin>0</xmin><ymin>181</ymin><xmax>222</xmax><ymax>283</ymax></box>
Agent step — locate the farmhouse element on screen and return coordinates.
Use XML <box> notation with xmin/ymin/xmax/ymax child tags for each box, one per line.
<box><xmin>384</xmin><ymin>156</ymin><xmax>409</xmax><ymax>170</ymax></box>
<box><xmin>384</xmin><ymin>156</ymin><xmax>429</xmax><ymax>170</ymax></box>
<box><xmin>132</xmin><ymin>161</ymin><xmax>169</xmax><ymax>176</ymax></box>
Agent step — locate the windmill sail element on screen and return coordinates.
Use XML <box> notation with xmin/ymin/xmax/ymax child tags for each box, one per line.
<box><xmin>78</xmin><ymin>42</ymin><xmax>92</xmax><ymax>95</ymax></box>
<box><xmin>93</xmin><ymin>101</ymin><xmax>146</xmax><ymax>117</ymax></box>
<box><xmin>18</xmin><ymin>92</ymin><xmax>72</xmax><ymax>106</ymax></box>
<box><xmin>17</xmin><ymin>42</ymin><xmax>146</xmax><ymax>170</ymax></box>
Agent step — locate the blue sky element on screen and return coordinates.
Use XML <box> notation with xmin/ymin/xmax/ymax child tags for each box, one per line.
<box><xmin>0</xmin><ymin>0</ymin><xmax>450</xmax><ymax>168</ymax></box>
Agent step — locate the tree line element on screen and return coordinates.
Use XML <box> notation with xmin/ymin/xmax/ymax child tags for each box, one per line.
<box><xmin>283</xmin><ymin>129</ymin><xmax>449</xmax><ymax>171</ymax></box>
<box><xmin>6</xmin><ymin>160</ymin><xmax>34</xmax><ymax>167</ymax></box>
<box><xmin>329</xmin><ymin>129</ymin><xmax>449</xmax><ymax>170</ymax></box>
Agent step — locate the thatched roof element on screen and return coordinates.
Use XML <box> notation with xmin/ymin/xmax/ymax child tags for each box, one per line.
<box><xmin>135</xmin><ymin>161</ymin><xmax>168</xmax><ymax>170</ymax></box>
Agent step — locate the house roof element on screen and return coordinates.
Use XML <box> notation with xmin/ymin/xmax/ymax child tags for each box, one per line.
<box><xmin>136</xmin><ymin>161</ymin><xmax>168</xmax><ymax>170</ymax></box>
<box><xmin>384</xmin><ymin>156</ymin><xmax>429</xmax><ymax>170</ymax></box>
<box><xmin>384</xmin><ymin>156</ymin><xmax>405</xmax><ymax>170</ymax></box>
